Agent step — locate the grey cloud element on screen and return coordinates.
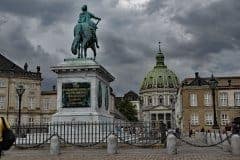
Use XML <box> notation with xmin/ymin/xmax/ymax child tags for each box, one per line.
<box><xmin>0</xmin><ymin>0</ymin><xmax>240</xmax><ymax>95</ymax></box>
<box><xmin>0</xmin><ymin>21</ymin><xmax>58</xmax><ymax>90</ymax></box>
<box><xmin>172</xmin><ymin>0</ymin><xmax>240</xmax><ymax>55</ymax></box>
<box><xmin>145</xmin><ymin>0</ymin><xmax>167</xmax><ymax>15</ymax></box>
<box><xmin>0</xmin><ymin>0</ymin><xmax>75</xmax><ymax>25</ymax></box>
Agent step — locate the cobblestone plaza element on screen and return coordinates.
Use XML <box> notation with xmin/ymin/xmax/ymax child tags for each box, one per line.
<box><xmin>2</xmin><ymin>144</ymin><xmax>239</xmax><ymax>160</ymax></box>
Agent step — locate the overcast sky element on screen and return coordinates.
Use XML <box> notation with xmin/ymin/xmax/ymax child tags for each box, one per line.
<box><xmin>0</xmin><ymin>0</ymin><xmax>239</xmax><ymax>96</ymax></box>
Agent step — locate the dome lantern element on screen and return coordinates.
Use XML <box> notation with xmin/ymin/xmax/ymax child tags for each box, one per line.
<box><xmin>155</xmin><ymin>42</ymin><xmax>166</xmax><ymax>68</ymax></box>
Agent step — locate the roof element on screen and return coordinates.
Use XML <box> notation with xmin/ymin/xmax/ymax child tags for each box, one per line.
<box><xmin>182</xmin><ymin>72</ymin><xmax>240</xmax><ymax>88</ymax></box>
<box><xmin>0</xmin><ymin>53</ymin><xmax>25</xmax><ymax>73</ymax></box>
<box><xmin>123</xmin><ymin>91</ymin><xmax>139</xmax><ymax>101</ymax></box>
<box><xmin>140</xmin><ymin>50</ymin><xmax>179</xmax><ymax>90</ymax></box>
<box><xmin>0</xmin><ymin>53</ymin><xmax>42</xmax><ymax>80</ymax></box>
<box><xmin>188</xmin><ymin>72</ymin><xmax>208</xmax><ymax>86</ymax></box>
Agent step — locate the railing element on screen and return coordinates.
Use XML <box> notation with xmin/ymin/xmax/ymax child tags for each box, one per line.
<box><xmin>11</xmin><ymin>121</ymin><xmax>167</xmax><ymax>147</ymax></box>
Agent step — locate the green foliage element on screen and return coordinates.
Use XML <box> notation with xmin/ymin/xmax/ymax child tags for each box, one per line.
<box><xmin>116</xmin><ymin>100</ymin><xmax>138</xmax><ymax>122</ymax></box>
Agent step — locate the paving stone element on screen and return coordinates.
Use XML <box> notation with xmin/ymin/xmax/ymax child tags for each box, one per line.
<box><xmin>1</xmin><ymin>144</ymin><xmax>239</xmax><ymax>160</ymax></box>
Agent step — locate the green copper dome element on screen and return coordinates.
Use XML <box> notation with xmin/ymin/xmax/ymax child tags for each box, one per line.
<box><xmin>140</xmin><ymin>48</ymin><xmax>179</xmax><ymax>90</ymax></box>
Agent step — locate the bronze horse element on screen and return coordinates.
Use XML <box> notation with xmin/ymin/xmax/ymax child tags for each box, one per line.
<box><xmin>71</xmin><ymin>22</ymin><xmax>98</xmax><ymax>60</ymax></box>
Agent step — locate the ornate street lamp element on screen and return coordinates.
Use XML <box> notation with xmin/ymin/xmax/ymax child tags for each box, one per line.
<box><xmin>16</xmin><ymin>84</ymin><xmax>25</xmax><ymax>136</ymax></box>
<box><xmin>209</xmin><ymin>74</ymin><xmax>219</xmax><ymax>129</ymax></box>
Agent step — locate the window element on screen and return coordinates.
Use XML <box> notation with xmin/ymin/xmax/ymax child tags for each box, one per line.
<box><xmin>0</xmin><ymin>96</ymin><xmax>5</xmax><ymax>109</ymax></box>
<box><xmin>166</xmin><ymin>113</ymin><xmax>171</xmax><ymax>121</ymax></box>
<box><xmin>204</xmin><ymin>93</ymin><xmax>212</xmax><ymax>106</ymax></box>
<box><xmin>0</xmin><ymin>80</ymin><xmax>5</xmax><ymax>87</ymax></box>
<box><xmin>30</xmin><ymin>83</ymin><xmax>35</xmax><ymax>89</ymax></box>
<box><xmin>151</xmin><ymin>114</ymin><xmax>156</xmax><ymax>121</ymax></box>
<box><xmin>159</xmin><ymin>95</ymin><xmax>163</xmax><ymax>105</ymax></box>
<box><xmin>219</xmin><ymin>92</ymin><xmax>228</xmax><ymax>106</ymax></box>
<box><xmin>191</xmin><ymin>113</ymin><xmax>199</xmax><ymax>125</ymax></box>
<box><xmin>166</xmin><ymin>113</ymin><xmax>172</xmax><ymax>129</ymax></box>
<box><xmin>158</xmin><ymin>113</ymin><xmax>164</xmax><ymax>122</ymax></box>
<box><xmin>148</xmin><ymin>96</ymin><xmax>152</xmax><ymax>105</ymax></box>
<box><xmin>221</xmin><ymin>113</ymin><xmax>229</xmax><ymax>125</ymax></box>
<box><xmin>43</xmin><ymin>98</ymin><xmax>50</xmax><ymax>111</ymax></box>
<box><xmin>190</xmin><ymin>93</ymin><xmax>197</xmax><ymax>106</ymax></box>
<box><xmin>28</xmin><ymin>97</ymin><xmax>35</xmax><ymax>109</ymax></box>
<box><xmin>170</xmin><ymin>95</ymin><xmax>175</xmax><ymax>104</ymax></box>
<box><xmin>205</xmin><ymin>112</ymin><xmax>213</xmax><ymax>125</ymax></box>
<box><xmin>15</xmin><ymin>118</ymin><xmax>18</xmax><ymax>125</ymax></box>
<box><xmin>29</xmin><ymin>117</ymin><xmax>34</xmax><ymax>124</ymax></box>
<box><xmin>234</xmin><ymin>92</ymin><xmax>240</xmax><ymax>106</ymax></box>
<box><xmin>43</xmin><ymin>117</ymin><xmax>49</xmax><ymax>124</ymax></box>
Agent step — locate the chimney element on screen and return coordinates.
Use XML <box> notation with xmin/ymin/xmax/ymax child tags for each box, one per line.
<box><xmin>52</xmin><ymin>85</ymin><xmax>56</xmax><ymax>91</ymax></box>
<box><xmin>24</xmin><ymin>62</ymin><xmax>28</xmax><ymax>71</ymax></box>
<box><xmin>36</xmin><ymin>66</ymin><xmax>40</xmax><ymax>73</ymax></box>
<box><xmin>195</xmin><ymin>72</ymin><xmax>199</xmax><ymax>78</ymax></box>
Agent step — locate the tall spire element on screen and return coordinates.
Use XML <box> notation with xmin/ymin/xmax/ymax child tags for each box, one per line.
<box><xmin>155</xmin><ymin>42</ymin><xmax>166</xmax><ymax>68</ymax></box>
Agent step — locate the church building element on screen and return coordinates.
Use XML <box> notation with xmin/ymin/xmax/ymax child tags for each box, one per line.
<box><xmin>139</xmin><ymin>44</ymin><xmax>179</xmax><ymax>128</ymax></box>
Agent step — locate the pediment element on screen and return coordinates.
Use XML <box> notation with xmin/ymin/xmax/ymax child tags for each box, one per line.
<box><xmin>142</xmin><ymin>105</ymin><xmax>171</xmax><ymax>111</ymax></box>
<box><xmin>151</xmin><ymin>105</ymin><xmax>170</xmax><ymax>111</ymax></box>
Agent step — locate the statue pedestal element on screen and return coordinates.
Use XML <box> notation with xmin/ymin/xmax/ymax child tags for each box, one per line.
<box><xmin>51</xmin><ymin>58</ymin><xmax>115</xmax><ymax>123</ymax></box>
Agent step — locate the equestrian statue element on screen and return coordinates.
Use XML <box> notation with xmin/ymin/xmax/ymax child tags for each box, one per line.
<box><xmin>71</xmin><ymin>5</ymin><xmax>101</xmax><ymax>60</ymax></box>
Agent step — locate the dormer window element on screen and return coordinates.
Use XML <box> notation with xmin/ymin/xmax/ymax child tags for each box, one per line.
<box><xmin>148</xmin><ymin>96</ymin><xmax>152</xmax><ymax>105</ymax></box>
<box><xmin>147</xmin><ymin>84</ymin><xmax>152</xmax><ymax>88</ymax></box>
<box><xmin>170</xmin><ymin>95</ymin><xmax>175</xmax><ymax>104</ymax></box>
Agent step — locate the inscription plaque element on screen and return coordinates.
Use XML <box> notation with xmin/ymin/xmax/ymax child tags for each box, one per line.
<box><xmin>62</xmin><ymin>82</ymin><xmax>90</xmax><ymax>108</ymax></box>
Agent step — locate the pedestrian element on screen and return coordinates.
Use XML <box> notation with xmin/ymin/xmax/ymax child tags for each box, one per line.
<box><xmin>0</xmin><ymin>117</ymin><xmax>11</xmax><ymax>157</ymax></box>
<box><xmin>175</xmin><ymin>128</ymin><xmax>181</xmax><ymax>138</ymax></box>
<box><xmin>189</xmin><ymin>129</ymin><xmax>193</xmax><ymax>137</ymax></box>
<box><xmin>160</xmin><ymin>122</ymin><xmax>167</xmax><ymax>145</ymax></box>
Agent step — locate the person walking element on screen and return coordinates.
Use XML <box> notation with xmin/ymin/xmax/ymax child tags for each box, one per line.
<box><xmin>0</xmin><ymin>117</ymin><xmax>10</xmax><ymax>157</ymax></box>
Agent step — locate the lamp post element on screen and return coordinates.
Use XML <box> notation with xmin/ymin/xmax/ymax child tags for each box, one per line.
<box><xmin>188</xmin><ymin>120</ymin><xmax>191</xmax><ymax>137</ymax></box>
<box><xmin>171</xmin><ymin>96</ymin><xmax>176</xmax><ymax>129</ymax></box>
<box><xmin>209</xmin><ymin>74</ymin><xmax>219</xmax><ymax>129</ymax></box>
<box><xmin>16</xmin><ymin>84</ymin><xmax>25</xmax><ymax>136</ymax></box>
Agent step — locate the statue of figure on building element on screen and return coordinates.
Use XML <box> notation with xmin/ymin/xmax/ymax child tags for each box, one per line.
<box><xmin>71</xmin><ymin>5</ymin><xmax>101</xmax><ymax>60</ymax></box>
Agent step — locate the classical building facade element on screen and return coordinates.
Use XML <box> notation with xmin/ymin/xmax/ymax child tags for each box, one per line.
<box><xmin>139</xmin><ymin>46</ymin><xmax>179</xmax><ymax>128</ymax></box>
<box><xmin>115</xmin><ymin>91</ymin><xmax>140</xmax><ymax>121</ymax></box>
<box><xmin>123</xmin><ymin>91</ymin><xmax>140</xmax><ymax>120</ymax></box>
<box><xmin>40</xmin><ymin>87</ymin><xmax>57</xmax><ymax>124</ymax></box>
<box><xmin>0</xmin><ymin>53</ymin><xmax>57</xmax><ymax>125</ymax></box>
<box><xmin>181</xmin><ymin>72</ymin><xmax>240</xmax><ymax>133</ymax></box>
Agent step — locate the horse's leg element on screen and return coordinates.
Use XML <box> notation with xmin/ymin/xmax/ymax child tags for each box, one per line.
<box><xmin>91</xmin><ymin>44</ymin><xmax>96</xmax><ymax>60</ymax></box>
<box><xmin>80</xmin><ymin>45</ymin><xmax>84</xmax><ymax>58</ymax></box>
<box><xmin>80</xmin><ymin>43</ymin><xmax>84</xmax><ymax>58</ymax></box>
<box><xmin>77</xmin><ymin>47</ymin><xmax>80</xmax><ymax>58</ymax></box>
<box><xmin>81</xmin><ymin>39</ymin><xmax>88</xmax><ymax>59</ymax></box>
<box><xmin>84</xmin><ymin>47</ymin><xmax>87</xmax><ymax>59</ymax></box>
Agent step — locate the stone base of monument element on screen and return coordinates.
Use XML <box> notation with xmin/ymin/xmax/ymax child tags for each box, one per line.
<box><xmin>51</xmin><ymin>58</ymin><xmax>115</xmax><ymax>124</ymax></box>
<box><xmin>52</xmin><ymin>111</ymin><xmax>113</xmax><ymax>123</ymax></box>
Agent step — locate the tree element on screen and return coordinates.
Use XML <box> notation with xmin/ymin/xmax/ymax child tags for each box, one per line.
<box><xmin>116</xmin><ymin>100</ymin><xmax>138</xmax><ymax>122</ymax></box>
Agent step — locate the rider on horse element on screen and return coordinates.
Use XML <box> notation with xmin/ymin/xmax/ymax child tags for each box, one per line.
<box><xmin>78</xmin><ymin>5</ymin><xmax>101</xmax><ymax>48</ymax></box>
